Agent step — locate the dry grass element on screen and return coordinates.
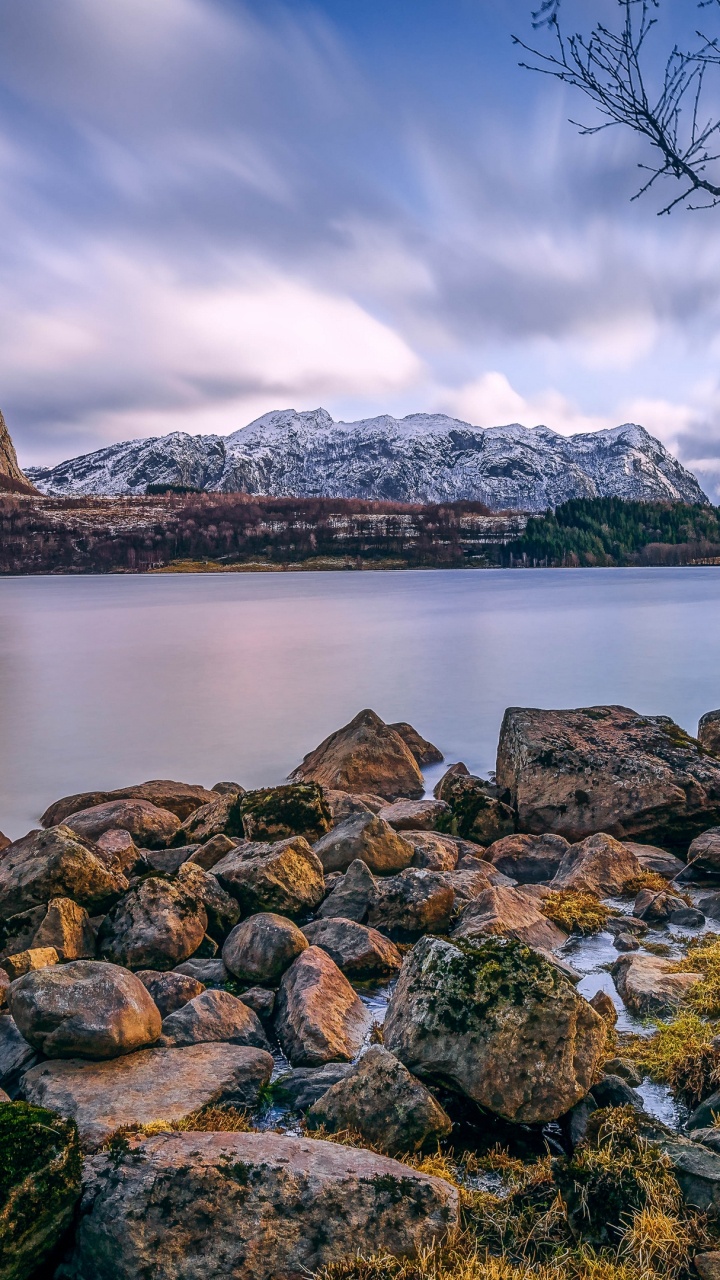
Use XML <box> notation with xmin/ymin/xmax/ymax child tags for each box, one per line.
<box><xmin>104</xmin><ymin>1105</ymin><xmax>253</xmax><ymax>1148</ymax></box>
<box><xmin>623</xmin><ymin>1012</ymin><xmax>720</xmax><ymax>1106</ymax></box>
<box><xmin>540</xmin><ymin>892</ymin><xmax>611</xmax><ymax>936</ymax></box>
<box><xmin>622</xmin><ymin>873</ymin><xmax>671</xmax><ymax>897</ymax></box>
<box><xmin>675</xmin><ymin>935</ymin><xmax>720</xmax><ymax>1018</ymax></box>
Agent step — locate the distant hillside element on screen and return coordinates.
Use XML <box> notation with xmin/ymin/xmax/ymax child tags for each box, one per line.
<box><xmin>0</xmin><ymin>410</ymin><xmax>36</xmax><ymax>494</ymax></box>
<box><xmin>26</xmin><ymin>408</ymin><xmax>708</xmax><ymax>511</ymax></box>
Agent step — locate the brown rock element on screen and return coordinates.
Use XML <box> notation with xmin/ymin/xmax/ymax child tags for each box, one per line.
<box><xmin>432</xmin><ymin>771</ymin><xmax>515</xmax><ymax>844</ymax></box>
<box><xmin>240</xmin><ymin>782</ymin><xmax>331</xmax><ymax>843</ymax></box>
<box><xmin>22</xmin><ymin>1042</ymin><xmax>273</xmax><ymax>1149</ymax></box>
<box><xmin>439</xmin><ymin>867</ymin><xmax>495</xmax><ymax>902</ymax></box>
<box><xmin>97</xmin><ymin>877</ymin><xmax>208</xmax><ymax>970</ymax></box>
<box><xmin>0</xmin><ymin>408</ymin><xmax>37</xmax><ymax>491</ymax></box>
<box><xmin>317</xmin><ymin>858</ymin><xmax>377</xmax><ymax>923</ymax></box>
<box><xmin>64</xmin><ymin>799</ymin><xmax>180</xmax><ymax>849</ymax></box>
<box><xmin>633</xmin><ymin>888</ymin><xmax>689</xmax><ymax>923</ymax></box>
<box><xmin>313</xmin><ymin>811</ymin><xmax>415</xmax><ymax>874</ymax></box>
<box><xmin>159</xmin><ymin>988</ymin><xmax>270</xmax><ymax>1050</ymax></box>
<box><xmin>32</xmin><ymin>896</ymin><xmax>96</xmax><ymax>960</ymax></box>
<box><xmin>388</xmin><ymin>722</ymin><xmax>444</xmax><ymax>766</ymax></box>
<box><xmin>213</xmin><ymin>836</ymin><xmax>325</xmax><ymax>918</ymax></box>
<box><xmin>302</xmin><ymin>917</ymin><xmax>403</xmax><ymax>978</ymax></box>
<box><xmin>611</xmin><ymin>953</ymin><xmax>702</xmax><ymax>1015</ymax></box>
<box><xmin>688</xmin><ymin>827</ymin><xmax>720</xmax><ymax>874</ymax></box>
<box><xmin>694</xmin><ymin>1253</ymin><xmax>720</xmax><ymax>1280</ymax></box>
<box><xmin>367</xmin><ymin>868</ymin><xmax>455</xmax><ymax>940</ymax></box>
<box><xmin>0</xmin><ymin>907</ymin><xmax>46</xmax><ymax>963</ymax></box>
<box><xmin>94</xmin><ymin>829</ymin><xmax>140</xmax><ymax>876</ymax></box>
<box><xmin>400</xmin><ymin>830</ymin><xmax>459</xmax><ymax>871</ymax></box>
<box><xmin>323</xmin><ymin>790</ymin><xmax>375</xmax><ymax>823</ymax></box>
<box><xmin>289</xmin><ymin>708</ymin><xmax>424</xmax><ymax>801</ymax></box>
<box><xmin>0</xmin><ymin>829</ymin><xmax>10</xmax><ymax>853</ymax></box>
<box><xmin>41</xmin><ymin>780</ymin><xmax>217</xmax><ymax>828</ymax></box>
<box><xmin>239</xmin><ymin>986</ymin><xmax>275</xmax><ymax>1021</ymax></box>
<box><xmin>185</xmin><ymin>832</ymin><xmax>237</xmax><ymax>869</ymax></box>
<box><xmin>274</xmin><ymin>946</ymin><xmax>371</xmax><ymax>1066</ymax></box>
<box><xmin>432</xmin><ymin>762</ymin><xmax>470</xmax><ymax>799</ymax></box>
<box><xmin>624</xmin><ymin>841</ymin><xmax>687</xmax><ymax>880</ymax></box>
<box><xmin>0</xmin><ymin>825</ymin><xmax>127</xmax><ymax>921</ymax></box>
<box><xmin>452</xmin><ymin>885</ymin><xmax>568</xmax><ymax>951</ymax></box>
<box><xmin>551</xmin><ymin>832</ymin><xmax>640</xmax><ymax>896</ymax></box>
<box><xmin>589</xmin><ymin>989</ymin><xmax>618</xmax><ymax>1024</ymax></box>
<box><xmin>0</xmin><ymin>968</ymin><xmax>8</xmax><ymax>1009</ymax></box>
<box><xmin>63</xmin><ymin>1130</ymin><xmax>458</xmax><ymax>1276</ymax></box>
<box><xmin>497</xmin><ymin>704</ymin><xmax>720</xmax><ymax>846</ymax></box>
<box><xmin>135</xmin><ymin>969</ymin><xmax>205</xmax><ymax>1018</ymax></box>
<box><xmin>222</xmin><ymin>912</ymin><xmax>308</xmax><ymax>984</ymax></box>
<box><xmin>174</xmin><ymin>790</ymin><xmax>246</xmax><ymax>845</ymax></box>
<box><xmin>2</xmin><ymin>946</ymin><xmax>60</xmax><ymax>979</ymax></box>
<box><xmin>483</xmin><ymin>833</ymin><xmax>570</xmax><ymax>883</ymax></box>
<box><xmin>378</xmin><ymin>798</ymin><xmax>450</xmax><ymax>831</ymax></box>
<box><xmin>699</xmin><ymin>711</ymin><xmax>720</xmax><ymax>758</ymax></box>
<box><xmin>175</xmin><ymin>862</ymin><xmax>240</xmax><ymax>940</ymax></box>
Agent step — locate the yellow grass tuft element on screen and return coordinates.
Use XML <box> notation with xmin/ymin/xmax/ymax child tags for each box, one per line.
<box><xmin>540</xmin><ymin>891</ymin><xmax>611</xmax><ymax>936</ymax></box>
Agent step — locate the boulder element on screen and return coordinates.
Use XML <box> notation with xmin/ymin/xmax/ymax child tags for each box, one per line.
<box><xmin>0</xmin><ymin>907</ymin><xmax>45</xmax><ymax>962</ymax></box>
<box><xmin>94</xmin><ymin>829</ymin><xmax>140</xmax><ymax>876</ymax></box>
<box><xmin>135</xmin><ymin>970</ymin><xmax>205</xmax><ymax>1019</ymax></box>
<box><xmin>439</xmin><ymin>867</ymin><xmax>495</xmax><ymax>903</ymax></box>
<box><xmin>323</xmin><ymin>790</ymin><xmax>375</xmax><ymax>823</ymax></box>
<box><xmin>22</xmin><ymin>1042</ymin><xmax>274</xmax><ymax>1149</ymax></box>
<box><xmin>497</xmin><ymin>705</ymin><xmax>720</xmax><ymax>846</ymax></box>
<box><xmin>695</xmin><ymin>1255</ymin><xmax>720</xmax><ymax>1280</ymax></box>
<box><xmin>289</xmin><ymin>708</ymin><xmax>424</xmax><ymax>801</ymax></box>
<box><xmin>175</xmin><ymin>862</ymin><xmax>240</xmax><ymax>940</ymax></box>
<box><xmin>141</xmin><ymin>846</ymin><xmax>194</xmax><ymax>874</ymax></box>
<box><xmin>273</xmin><ymin>1063</ymin><xmax>354</xmax><ymax>1111</ymax></box>
<box><xmin>238</xmin><ymin>986</ymin><xmax>275</xmax><ymax>1021</ymax></box>
<box><xmin>688</xmin><ymin>1089</ymin><xmax>720</xmax><ymax>1132</ymax></box>
<box><xmin>97</xmin><ymin>877</ymin><xmax>208</xmax><ymax>970</ymax></box>
<box><xmin>699</xmin><ymin>892</ymin><xmax>720</xmax><ymax>920</ymax></box>
<box><xmin>589</xmin><ymin>989</ymin><xmax>618</xmax><ymax>1024</ymax></box>
<box><xmin>213</xmin><ymin>836</ymin><xmax>325</xmax><ymax>918</ymax></box>
<box><xmin>63</xmin><ymin>799</ymin><xmax>181</xmax><ymax>849</ymax></box>
<box><xmin>671</xmin><ymin>905</ymin><xmax>705</xmax><ymax>927</ymax></box>
<box><xmin>688</xmin><ymin>828</ymin><xmax>720</xmax><ymax>875</ymax></box>
<box><xmin>173</xmin><ymin>957</ymin><xmax>228</xmax><ymax>986</ymax></box>
<box><xmin>317</xmin><ymin>858</ymin><xmax>377</xmax><ymax>922</ymax></box>
<box><xmin>41</xmin><ymin>781</ymin><xmax>217</xmax><ymax>828</ymax></box>
<box><xmin>211</xmin><ymin>781</ymin><xmax>246</xmax><ymax>796</ymax></box>
<box><xmin>699</xmin><ymin>710</ymin><xmax>720</xmax><ymax>757</ymax></box>
<box><xmin>31</xmin><ymin>896</ymin><xmax>95</xmax><ymax>960</ymax></box>
<box><xmin>185</xmin><ymin>832</ymin><xmax>237</xmax><ymax>870</ymax></box>
<box><xmin>432</xmin><ymin>762</ymin><xmax>470</xmax><ymax>799</ymax></box>
<box><xmin>433</xmin><ymin>771</ymin><xmax>514</xmax><ymax>844</ymax></box>
<box><xmin>452</xmin><ymin>885</ymin><xmax>568</xmax><ymax>951</ymax></box>
<box><xmin>239</xmin><ymin>782</ymin><xmax>331</xmax><ymax>843</ymax></box>
<box><xmin>313</xmin><ymin>811</ymin><xmax>415</xmax><ymax>874</ymax></box>
<box><xmin>400</xmin><ymin>831</ymin><xmax>459</xmax><ymax>871</ymax></box>
<box><xmin>614</xmin><ymin>932</ymin><xmax>640</xmax><ymax>952</ymax></box>
<box><xmin>0</xmin><ymin>1017</ymin><xmax>39</xmax><ymax>1097</ymax></box>
<box><xmin>9</xmin><ymin>960</ymin><xmax>162</xmax><ymax>1059</ymax></box>
<box><xmin>1</xmin><ymin>947</ymin><xmax>59</xmax><ymax>980</ymax></box>
<box><xmin>63</xmin><ymin>1130</ymin><xmax>458</xmax><ymax>1279</ymax></box>
<box><xmin>274</xmin><ymin>946</ymin><xmax>371</xmax><ymax>1066</ymax></box>
<box><xmin>590</xmin><ymin>1074</ymin><xmax>643</xmax><ymax>1110</ymax></box>
<box><xmin>0</xmin><ymin>1101</ymin><xmax>82</xmax><ymax>1280</ymax></box>
<box><xmin>307</xmin><ymin>1045</ymin><xmax>452</xmax><ymax>1154</ymax></box>
<box><xmin>632</xmin><ymin>888</ymin><xmax>690</xmax><ymax>923</ymax></box>
<box><xmin>388</xmin><ymin>721</ymin><xmax>444</xmax><ymax>765</ymax></box>
<box><xmin>222</xmin><ymin>912</ymin><xmax>308</xmax><ymax>984</ymax></box>
<box><xmin>551</xmin><ymin>832</ymin><xmax>640</xmax><ymax>896</ymax></box>
<box><xmin>302</xmin><ymin>917</ymin><xmax>403</xmax><ymax>978</ymax></box>
<box><xmin>611</xmin><ymin>953</ymin><xmax>702</xmax><ymax>1015</ymax></box>
<box><xmin>159</xmin><ymin>989</ymin><xmax>270</xmax><ymax>1050</ymax></box>
<box><xmin>174</xmin><ymin>791</ymin><xmax>245</xmax><ymax>845</ymax></box>
<box><xmin>377</xmin><ymin>798</ymin><xmax>450</xmax><ymax>831</ymax></box>
<box><xmin>383</xmin><ymin>935</ymin><xmax>606</xmax><ymax>1124</ymax></box>
<box><xmin>624</xmin><ymin>841</ymin><xmax>687</xmax><ymax>880</ymax></box>
<box><xmin>483</xmin><ymin>833</ymin><xmax>570</xmax><ymax>884</ymax></box>
<box><xmin>0</xmin><ymin>826</ymin><xmax>127</xmax><ymax>921</ymax></box>
<box><xmin>367</xmin><ymin>868</ymin><xmax>455</xmax><ymax>940</ymax></box>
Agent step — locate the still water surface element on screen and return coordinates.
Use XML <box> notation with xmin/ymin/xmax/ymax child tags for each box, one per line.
<box><xmin>1</xmin><ymin>566</ymin><xmax>720</xmax><ymax>840</ymax></box>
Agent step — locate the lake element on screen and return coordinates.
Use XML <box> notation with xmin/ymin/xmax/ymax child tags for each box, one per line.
<box><xmin>1</xmin><ymin>566</ymin><xmax>720</xmax><ymax>840</ymax></box>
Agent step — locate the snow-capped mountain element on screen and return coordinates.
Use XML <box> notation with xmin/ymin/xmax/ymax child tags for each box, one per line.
<box><xmin>26</xmin><ymin>408</ymin><xmax>709</xmax><ymax>511</ymax></box>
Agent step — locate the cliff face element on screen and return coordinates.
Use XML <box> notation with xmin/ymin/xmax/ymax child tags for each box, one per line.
<box><xmin>0</xmin><ymin>411</ymin><xmax>36</xmax><ymax>494</ymax></box>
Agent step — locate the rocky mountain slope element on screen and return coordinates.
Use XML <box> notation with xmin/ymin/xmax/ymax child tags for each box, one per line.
<box><xmin>26</xmin><ymin>408</ymin><xmax>708</xmax><ymax>511</ymax></box>
<box><xmin>0</xmin><ymin>410</ymin><xmax>36</xmax><ymax>494</ymax></box>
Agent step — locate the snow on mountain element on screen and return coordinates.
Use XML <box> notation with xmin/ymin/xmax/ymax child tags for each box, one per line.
<box><xmin>25</xmin><ymin>408</ymin><xmax>709</xmax><ymax>511</ymax></box>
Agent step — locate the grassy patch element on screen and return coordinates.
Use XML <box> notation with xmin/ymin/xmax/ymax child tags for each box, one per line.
<box><xmin>623</xmin><ymin>1011</ymin><xmax>720</xmax><ymax>1106</ymax></box>
<box><xmin>675</xmin><ymin>935</ymin><xmax>720</xmax><ymax>1018</ymax></box>
<box><xmin>622</xmin><ymin>873</ymin><xmax>671</xmax><ymax>897</ymax></box>
<box><xmin>539</xmin><ymin>892</ymin><xmax>611</xmax><ymax>936</ymax></box>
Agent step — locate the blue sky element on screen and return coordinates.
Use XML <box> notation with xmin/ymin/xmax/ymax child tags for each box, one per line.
<box><xmin>3</xmin><ymin>0</ymin><xmax>720</xmax><ymax>496</ymax></box>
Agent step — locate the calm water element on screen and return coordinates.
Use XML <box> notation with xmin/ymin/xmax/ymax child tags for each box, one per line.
<box><xmin>1</xmin><ymin>566</ymin><xmax>720</xmax><ymax>840</ymax></box>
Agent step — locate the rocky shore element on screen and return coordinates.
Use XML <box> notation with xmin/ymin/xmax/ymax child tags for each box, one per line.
<box><xmin>6</xmin><ymin>705</ymin><xmax>720</xmax><ymax>1278</ymax></box>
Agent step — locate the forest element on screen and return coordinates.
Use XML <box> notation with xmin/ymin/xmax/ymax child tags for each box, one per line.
<box><xmin>502</xmin><ymin>498</ymin><xmax>720</xmax><ymax>567</ymax></box>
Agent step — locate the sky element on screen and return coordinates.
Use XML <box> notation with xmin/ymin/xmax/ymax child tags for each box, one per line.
<box><xmin>3</xmin><ymin>0</ymin><xmax>720</xmax><ymax>497</ymax></box>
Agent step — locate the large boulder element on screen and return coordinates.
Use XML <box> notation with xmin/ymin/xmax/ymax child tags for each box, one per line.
<box><xmin>322</xmin><ymin>790</ymin><xmax>377</xmax><ymax>824</ymax></box>
<box><xmin>1</xmin><ymin>948</ymin><xmax>59</xmax><ymax>980</ymax></box>
<box><xmin>699</xmin><ymin>710</ymin><xmax>720</xmax><ymax>758</ymax></box>
<box><xmin>222</xmin><ymin>912</ymin><xmax>308</xmax><ymax>984</ymax></box>
<box><xmin>433</xmin><ymin>770</ymin><xmax>514</xmax><ymax>844</ymax></box>
<box><xmin>312</xmin><ymin>811</ymin><xmax>415</xmax><ymax>874</ymax></box>
<box><xmin>483</xmin><ymin>833</ymin><xmax>570</xmax><ymax>883</ymax></box>
<box><xmin>185</xmin><ymin>832</ymin><xmax>237</xmax><ymax>870</ymax></box>
<box><xmin>159</xmin><ymin>989</ymin><xmax>270</xmax><ymax>1050</ymax></box>
<box><xmin>97</xmin><ymin>877</ymin><xmax>208</xmax><ymax>970</ymax></box>
<box><xmin>377</xmin><ymin>798</ymin><xmax>450</xmax><ymax>831</ymax></box>
<box><xmin>63</xmin><ymin>799</ymin><xmax>181</xmax><ymax>848</ymax></box>
<box><xmin>624</xmin><ymin>841</ymin><xmax>687</xmax><ymax>880</ymax></box>
<box><xmin>0</xmin><ymin>826</ymin><xmax>127</xmax><ymax>921</ymax></box>
<box><xmin>274</xmin><ymin>946</ymin><xmax>371</xmax><ymax>1066</ymax></box>
<box><xmin>317</xmin><ymin>858</ymin><xmax>377</xmax><ymax>922</ymax></box>
<box><xmin>0</xmin><ymin>1101</ymin><xmax>82</xmax><ymax>1280</ymax></box>
<box><xmin>687</xmin><ymin>827</ymin><xmax>720</xmax><ymax>874</ymax></box>
<box><xmin>289</xmin><ymin>708</ymin><xmax>424</xmax><ymax>801</ymax></box>
<box><xmin>9</xmin><ymin>960</ymin><xmax>162</xmax><ymax>1059</ymax></box>
<box><xmin>31</xmin><ymin>897</ymin><xmax>96</xmax><ymax>960</ymax></box>
<box><xmin>94</xmin><ymin>829</ymin><xmax>141</xmax><ymax>876</ymax></box>
<box><xmin>213</xmin><ymin>836</ymin><xmax>325</xmax><ymax>918</ymax></box>
<box><xmin>611</xmin><ymin>953</ymin><xmax>702</xmax><ymax>1015</ymax></box>
<box><xmin>367</xmin><ymin>868</ymin><xmax>455</xmax><ymax>940</ymax></box>
<box><xmin>41</xmin><ymin>781</ymin><xmax>217</xmax><ymax>827</ymax></box>
<box><xmin>388</xmin><ymin>721</ymin><xmax>444</xmax><ymax>765</ymax></box>
<box><xmin>383</xmin><ymin>936</ymin><xmax>606</xmax><ymax>1124</ymax></box>
<box><xmin>307</xmin><ymin>1045</ymin><xmax>452</xmax><ymax>1154</ymax></box>
<box><xmin>239</xmin><ymin>783</ymin><xmax>331</xmax><ymax>843</ymax></box>
<box><xmin>399</xmin><ymin>830</ymin><xmax>459</xmax><ymax>871</ymax></box>
<box><xmin>174</xmin><ymin>791</ymin><xmax>245</xmax><ymax>845</ymax></box>
<box><xmin>62</xmin><ymin>1130</ymin><xmax>458</xmax><ymax>1279</ymax></box>
<box><xmin>22</xmin><ymin>1043</ymin><xmax>274</xmax><ymax>1149</ymax></box>
<box><xmin>302</xmin><ymin>917</ymin><xmax>403</xmax><ymax>978</ymax></box>
<box><xmin>451</xmin><ymin>885</ymin><xmax>568</xmax><ymax>951</ymax></box>
<box><xmin>135</xmin><ymin>969</ymin><xmax>205</xmax><ymax>1019</ymax></box>
<box><xmin>0</xmin><ymin>1017</ymin><xmax>39</xmax><ymax>1097</ymax></box>
<box><xmin>175</xmin><ymin>862</ymin><xmax>240</xmax><ymax>941</ymax></box>
<box><xmin>551</xmin><ymin>832</ymin><xmax>640</xmax><ymax>896</ymax></box>
<box><xmin>497</xmin><ymin>705</ymin><xmax>720</xmax><ymax>846</ymax></box>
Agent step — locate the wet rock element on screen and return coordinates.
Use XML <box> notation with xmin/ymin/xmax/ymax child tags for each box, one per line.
<box><xmin>274</xmin><ymin>946</ymin><xmax>371</xmax><ymax>1066</ymax></box>
<box><xmin>367</xmin><ymin>868</ymin><xmax>455</xmax><ymax>940</ymax></box>
<box><xmin>0</xmin><ymin>826</ymin><xmax>127</xmax><ymax>921</ymax></box>
<box><xmin>1</xmin><ymin>947</ymin><xmax>59</xmax><ymax>980</ymax></box>
<box><xmin>173</xmin><ymin>957</ymin><xmax>228</xmax><ymax>986</ymax></box>
<box><xmin>433</xmin><ymin>771</ymin><xmax>514</xmax><ymax>844</ymax></box>
<box><xmin>63</xmin><ymin>1130</ymin><xmax>458</xmax><ymax>1278</ymax></box>
<box><xmin>9</xmin><ymin>960</ymin><xmax>162</xmax><ymax>1059</ymax></box>
<box><xmin>222</xmin><ymin>912</ymin><xmax>308</xmax><ymax>984</ymax></box>
<box><xmin>497</xmin><ymin>704</ymin><xmax>720</xmax><ymax>845</ymax></box>
<box><xmin>688</xmin><ymin>828</ymin><xmax>720</xmax><ymax>875</ymax></box>
<box><xmin>611</xmin><ymin>952</ymin><xmax>702</xmax><ymax>1015</ymax></box>
<box><xmin>238</xmin><ymin>986</ymin><xmax>275</xmax><ymax>1021</ymax></box>
<box><xmin>452</xmin><ymin>885</ymin><xmax>568</xmax><ymax>951</ymax></box>
<box><xmin>613</xmin><ymin>932</ymin><xmax>640</xmax><ymax>952</ymax></box>
<box><xmin>590</xmin><ymin>1074</ymin><xmax>643</xmax><ymax>1109</ymax></box>
<box><xmin>94</xmin><ymin>829</ymin><xmax>140</xmax><ymax>876</ymax></box>
<box><xmin>41</xmin><ymin>781</ymin><xmax>217</xmax><ymax>827</ymax></box>
<box><xmin>562</xmin><ymin>1094</ymin><xmax>597</xmax><ymax>1149</ymax></box>
<box><xmin>32</xmin><ymin>896</ymin><xmax>96</xmax><ymax>960</ymax></box>
<box><xmin>0</xmin><ymin>1016</ymin><xmax>39</xmax><ymax>1096</ymax></box>
<box><xmin>388</xmin><ymin>721</ymin><xmax>444</xmax><ymax>765</ymax></box>
<box><xmin>175</xmin><ymin>862</ymin><xmax>240</xmax><ymax>941</ymax></box>
<box><xmin>289</xmin><ymin>708</ymin><xmax>424</xmax><ymax>801</ymax></box>
<box><xmin>184</xmin><ymin>832</ymin><xmax>237</xmax><ymax>870</ymax></box>
<box><xmin>213</xmin><ymin>836</ymin><xmax>325</xmax><ymax>918</ymax></box>
<box><xmin>273</xmin><ymin>1062</ymin><xmax>354</xmax><ymax>1110</ymax></box>
<box><xmin>159</xmin><ymin>988</ymin><xmax>270</xmax><ymax>1050</ymax></box>
<box><xmin>688</xmin><ymin>1090</ymin><xmax>720</xmax><ymax>1131</ymax></box>
<box><xmin>134</xmin><ymin>970</ymin><xmax>205</xmax><ymax>1019</ymax></box>
<box><xmin>698</xmin><ymin>892</ymin><xmax>720</xmax><ymax>920</ymax></box>
<box><xmin>313</xmin><ymin>811</ymin><xmax>415</xmax><ymax>874</ymax></box>
<box><xmin>551</xmin><ymin>832</ymin><xmax>640</xmax><ymax>897</ymax></box>
<box><xmin>672</xmin><ymin>905</ymin><xmax>706</xmax><ymax>927</ymax></box>
<box><xmin>0</xmin><ymin>1101</ymin><xmax>82</xmax><ymax>1280</ymax></box>
<box><xmin>589</xmin><ymin>989</ymin><xmax>618</xmax><ymax>1024</ymax></box>
<box><xmin>174</xmin><ymin>791</ymin><xmax>245</xmax><ymax>845</ymax></box>
<box><xmin>699</xmin><ymin>710</ymin><xmax>720</xmax><ymax>757</ymax></box>
<box><xmin>63</xmin><ymin>799</ymin><xmax>181</xmax><ymax>849</ymax></box>
<box><xmin>604</xmin><ymin>1056</ymin><xmax>643</xmax><ymax>1085</ymax></box>
<box><xmin>307</xmin><ymin>1045</ymin><xmax>452</xmax><ymax>1154</ymax></box>
<box><xmin>97</xmin><ymin>877</ymin><xmax>208</xmax><ymax>970</ymax></box>
<box><xmin>378</xmin><ymin>798</ymin><xmax>450</xmax><ymax>831</ymax></box>
<box><xmin>239</xmin><ymin>782</ymin><xmax>331</xmax><ymax>843</ymax></box>
<box><xmin>690</xmin><ymin>1130</ymin><xmax>720</xmax><ymax>1154</ymax></box>
<box><xmin>22</xmin><ymin>1042</ymin><xmax>274</xmax><ymax>1149</ymax></box>
<box><xmin>302</xmin><ymin>917</ymin><xmax>403</xmax><ymax>978</ymax></box>
<box><xmin>317</xmin><ymin>858</ymin><xmax>377</xmax><ymax>922</ymax></box>
<box><xmin>483</xmin><ymin>833</ymin><xmax>570</xmax><ymax>884</ymax></box>
<box><xmin>624</xmin><ymin>841</ymin><xmax>687</xmax><ymax>880</ymax></box>
<box><xmin>605</xmin><ymin>915</ymin><xmax>648</xmax><ymax>936</ymax></box>
<box><xmin>384</xmin><ymin>936</ymin><xmax>605</xmax><ymax>1124</ymax></box>
<box><xmin>633</xmin><ymin>888</ymin><xmax>690</xmax><ymax>923</ymax></box>
<box><xmin>400</xmin><ymin>830</ymin><xmax>459</xmax><ymax>871</ymax></box>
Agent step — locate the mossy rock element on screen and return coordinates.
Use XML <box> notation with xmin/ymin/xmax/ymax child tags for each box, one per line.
<box><xmin>434</xmin><ymin>774</ymin><xmax>514</xmax><ymax>843</ymax></box>
<box><xmin>0</xmin><ymin>1101</ymin><xmax>82</xmax><ymax>1280</ymax></box>
<box><xmin>240</xmin><ymin>784</ymin><xmax>332</xmax><ymax>843</ymax></box>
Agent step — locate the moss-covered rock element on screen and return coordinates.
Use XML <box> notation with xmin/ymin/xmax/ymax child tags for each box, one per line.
<box><xmin>0</xmin><ymin>1101</ymin><xmax>82</xmax><ymax>1280</ymax></box>
<box><xmin>240</xmin><ymin>783</ymin><xmax>331</xmax><ymax>844</ymax></box>
<box><xmin>434</xmin><ymin>773</ymin><xmax>514</xmax><ymax>844</ymax></box>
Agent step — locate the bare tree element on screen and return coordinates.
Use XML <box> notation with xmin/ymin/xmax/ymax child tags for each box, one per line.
<box><xmin>515</xmin><ymin>0</ymin><xmax>720</xmax><ymax>213</ymax></box>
